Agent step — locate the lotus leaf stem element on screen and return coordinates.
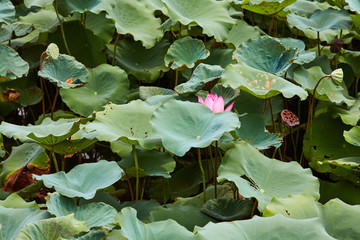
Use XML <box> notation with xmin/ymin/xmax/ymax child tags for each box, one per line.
<box><xmin>51</xmin><ymin>148</ymin><xmax>59</xmax><ymax>172</ymax></box>
<box><xmin>269</xmin><ymin>98</ymin><xmax>277</xmax><ymax>133</ymax></box>
<box><xmin>208</xmin><ymin>146</ymin><xmax>217</xmax><ymax>198</ymax></box>
<box><xmin>124</xmin><ymin>168</ymin><xmax>134</xmax><ymax>202</ymax></box>
<box><xmin>317</xmin><ymin>31</ymin><xmax>321</xmax><ymax>56</ymax></box>
<box><xmin>51</xmin><ymin>87</ymin><xmax>59</xmax><ymax>120</ymax></box>
<box><xmin>112</xmin><ymin>33</ymin><xmax>119</xmax><ymax>66</ymax></box>
<box><xmin>54</xmin><ymin>0</ymin><xmax>71</xmax><ymax>55</ymax></box>
<box><xmin>175</xmin><ymin>69</ymin><xmax>179</xmax><ymax>87</ymax></box>
<box><xmin>132</xmin><ymin>145</ymin><xmax>140</xmax><ymax>201</ymax></box>
<box><xmin>198</xmin><ymin>148</ymin><xmax>206</xmax><ymax>203</ymax></box>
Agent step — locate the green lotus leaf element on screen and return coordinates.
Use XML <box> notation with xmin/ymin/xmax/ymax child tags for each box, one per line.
<box><xmin>283</xmin><ymin>0</ymin><xmax>321</xmax><ymax>17</ymax></box>
<box><xmin>60</xmin><ymin>64</ymin><xmax>129</xmax><ymax>117</ymax></box>
<box><xmin>210</xmin><ymin>85</ymin><xmax>240</xmax><ymax>105</ymax></box>
<box><xmin>150</xmin><ymin>99</ymin><xmax>240</xmax><ymax>156</ymax></box>
<box><xmin>119</xmin><ymin>200</ymin><xmax>160</xmax><ymax>221</ymax></box>
<box><xmin>164</xmin><ymin>37</ymin><xmax>210</xmax><ymax>70</ymax></box>
<box><xmin>203</xmin><ymin>48</ymin><xmax>235</xmax><ymax>68</ymax></box>
<box><xmin>0</xmin><ymin>206</ymin><xmax>51</xmax><ymax>240</ymax></box>
<box><xmin>233</xmin><ymin>36</ymin><xmax>299</xmax><ymax>76</ymax></box>
<box><xmin>114</xmin><ymin>207</ymin><xmax>194</xmax><ymax>240</ymax></box>
<box><xmin>82</xmin><ymin>101</ymin><xmax>161</xmax><ymax>149</ymax></box>
<box><xmin>139</xmin><ymin>86</ymin><xmax>178</xmax><ymax>100</ymax></box>
<box><xmin>287</xmin><ymin>8</ymin><xmax>352</xmax><ymax>32</ymax></box>
<box><xmin>162</xmin><ymin>0</ymin><xmax>235</xmax><ymax>42</ymax></box>
<box><xmin>225</xmin><ymin>19</ymin><xmax>262</xmax><ymax>48</ymax></box>
<box><xmin>0</xmin><ymin>22</ymin><xmax>33</xmax><ymax>43</ymax></box>
<box><xmin>33</xmin><ymin>160</ymin><xmax>124</xmax><ymax>199</ymax></box>
<box><xmin>0</xmin><ymin>44</ymin><xmax>29</xmax><ymax>82</ymax></box>
<box><xmin>107</xmin><ymin>38</ymin><xmax>170</xmax><ymax>83</ymax></box>
<box><xmin>263</xmin><ymin>194</ymin><xmax>323</xmax><ymax>219</ymax></box>
<box><xmin>104</xmin><ymin>0</ymin><xmax>163</xmax><ymax>48</ymax></box>
<box><xmin>0</xmin><ymin>143</ymin><xmax>49</xmax><ymax>184</ymax></box>
<box><xmin>323</xmin><ymin>198</ymin><xmax>360</xmax><ymax>239</ymax></box>
<box><xmin>0</xmin><ymin>0</ymin><xmax>14</xmax><ymax>24</ymax></box>
<box><xmin>0</xmin><ymin>193</ymin><xmax>39</xmax><ymax>209</ymax></box>
<box><xmin>344</xmin><ymin>126</ymin><xmax>360</xmax><ymax>147</ymax></box>
<box><xmin>48</xmin><ymin>21</ymin><xmax>107</xmax><ymax>68</ymax></box>
<box><xmin>119</xmin><ymin>149</ymin><xmax>175</xmax><ymax>178</ymax></box>
<box><xmin>47</xmin><ymin>192</ymin><xmax>117</xmax><ymax>230</ymax></box>
<box><xmin>14</xmin><ymin>9</ymin><xmax>59</xmax><ymax>47</ymax></box>
<box><xmin>200</xmin><ymin>199</ymin><xmax>254</xmax><ymax>221</ymax></box>
<box><xmin>38</xmin><ymin>53</ymin><xmax>88</xmax><ymax>88</ymax></box>
<box><xmin>0</xmin><ymin>118</ymin><xmax>80</xmax><ymax>145</ymax></box>
<box><xmin>303</xmin><ymin>112</ymin><xmax>360</xmax><ymax>185</ymax></box>
<box><xmin>291</xmin><ymin>65</ymin><xmax>355</xmax><ymax>106</ymax></box>
<box><xmin>57</xmin><ymin>0</ymin><xmax>108</xmax><ymax>15</ymax></box>
<box><xmin>336</xmin><ymin>94</ymin><xmax>360</xmax><ymax>126</ymax></box>
<box><xmin>218</xmin><ymin>142</ymin><xmax>320</xmax><ymax>211</ymax></box>
<box><xmin>241</xmin><ymin>0</ymin><xmax>296</xmax><ymax>16</ymax></box>
<box><xmin>195</xmin><ymin>214</ymin><xmax>334</xmax><ymax>240</ymax></box>
<box><xmin>150</xmin><ymin>204</ymin><xmax>216</xmax><ymax>231</ymax></box>
<box><xmin>51</xmin><ymin>137</ymin><xmax>97</xmax><ymax>155</ymax></box>
<box><xmin>24</xmin><ymin>0</ymin><xmax>52</xmax><ymax>8</ymax></box>
<box><xmin>175</xmin><ymin>64</ymin><xmax>224</xmax><ymax>94</ymax></box>
<box><xmin>17</xmin><ymin>87</ymin><xmax>42</xmax><ymax>107</ymax></box>
<box><xmin>15</xmin><ymin>214</ymin><xmax>86</xmax><ymax>240</ymax></box>
<box><xmin>64</xmin><ymin>228</ymin><xmax>108</xmax><ymax>240</ymax></box>
<box><xmin>79</xmin><ymin>12</ymin><xmax>115</xmax><ymax>44</ymax></box>
<box><xmin>346</xmin><ymin>0</ymin><xmax>360</xmax><ymax>13</ymax></box>
<box><xmin>278</xmin><ymin>37</ymin><xmax>316</xmax><ymax>65</ymax></box>
<box><xmin>236</xmin><ymin>114</ymin><xmax>282</xmax><ymax>150</ymax></box>
<box><xmin>220</xmin><ymin>62</ymin><xmax>308</xmax><ymax>100</ymax></box>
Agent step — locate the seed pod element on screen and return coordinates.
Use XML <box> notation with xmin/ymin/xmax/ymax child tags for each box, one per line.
<box><xmin>330</xmin><ymin>68</ymin><xmax>343</xmax><ymax>85</ymax></box>
<box><xmin>330</xmin><ymin>39</ymin><xmax>343</xmax><ymax>53</ymax></box>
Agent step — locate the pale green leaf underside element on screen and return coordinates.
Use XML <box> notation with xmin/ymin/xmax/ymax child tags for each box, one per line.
<box><xmin>0</xmin><ymin>0</ymin><xmax>15</xmax><ymax>24</ymax></box>
<box><xmin>344</xmin><ymin>126</ymin><xmax>360</xmax><ymax>147</ymax></box>
<box><xmin>34</xmin><ymin>160</ymin><xmax>124</xmax><ymax>199</ymax></box>
<box><xmin>0</xmin><ymin>44</ymin><xmax>29</xmax><ymax>82</ymax></box>
<box><xmin>217</xmin><ymin>142</ymin><xmax>320</xmax><ymax>211</ymax></box>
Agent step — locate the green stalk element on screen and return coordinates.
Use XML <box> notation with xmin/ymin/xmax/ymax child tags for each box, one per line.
<box><xmin>54</xmin><ymin>0</ymin><xmax>71</xmax><ymax>55</ymax></box>
<box><xmin>198</xmin><ymin>148</ymin><xmax>206</xmax><ymax>203</ymax></box>
<box><xmin>269</xmin><ymin>98</ymin><xmax>277</xmax><ymax>133</ymax></box>
<box><xmin>51</xmin><ymin>87</ymin><xmax>59</xmax><ymax>120</ymax></box>
<box><xmin>175</xmin><ymin>69</ymin><xmax>179</xmax><ymax>87</ymax></box>
<box><xmin>51</xmin><ymin>148</ymin><xmax>59</xmax><ymax>172</ymax></box>
<box><xmin>112</xmin><ymin>33</ymin><xmax>119</xmax><ymax>66</ymax></box>
<box><xmin>132</xmin><ymin>145</ymin><xmax>140</xmax><ymax>201</ymax></box>
<box><xmin>208</xmin><ymin>146</ymin><xmax>217</xmax><ymax>198</ymax></box>
<box><xmin>317</xmin><ymin>31</ymin><xmax>321</xmax><ymax>56</ymax></box>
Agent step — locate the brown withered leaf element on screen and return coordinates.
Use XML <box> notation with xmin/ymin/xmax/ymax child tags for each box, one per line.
<box><xmin>1</xmin><ymin>88</ymin><xmax>20</xmax><ymax>103</ymax></box>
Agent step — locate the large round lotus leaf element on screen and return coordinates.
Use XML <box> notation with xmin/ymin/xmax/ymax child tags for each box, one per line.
<box><xmin>346</xmin><ymin>0</ymin><xmax>360</xmax><ymax>13</ymax></box>
<box><xmin>79</xmin><ymin>12</ymin><xmax>114</xmax><ymax>44</ymax></box>
<box><xmin>287</xmin><ymin>8</ymin><xmax>352</xmax><ymax>32</ymax></box>
<box><xmin>33</xmin><ymin>160</ymin><xmax>124</xmax><ymax>199</ymax></box>
<box><xmin>51</xmin><ymin>137</ymin><xmax>97</xmax><ymax>155</ymax></box>
<box><xmin>14</xmin><ymin>9</ymin><xmax>59</xmax><ymax>47</ymax></box>
<box><xmin>221</xmin><ymin>63</ymin><xmax>308</xmax><ymax>100</ymax></box>
<box><xmin>200</xmin><ymin>199</ymin><xmax>254</xmax><ymax>221</ymax></box>
<box><xmin>291</xmin><ymin>65</ymin><xmax>355</xmax><ymax>106</ymax></box>
<box><xmin>60</xmin><ymin>64</ymin><xmax>129</xmax><ymax>117</ymax></box>
<box><xmin>107</xmin><ymin>38</ymin><xmax>169</xmax><ymax>83</ymax></box>
<box><xmin>164</xmin><ymin>37</ymin><xmax>210</xmax><ymax>70</ymax></box>
<box><xmin>15</xmin><ymin>214</ymin><xmax>86</xmax><ymax>240</ymax></box>
<box><xmin>175</xmin><ymin>64</ymin><xmax>224</xmax><ymax>94</ymax></box>
<box><xmin>323</xmin><ymin>199</ymin><xmax>360</xmax><ymax>239</ymax></box>
<box><xmin>0</xmin><ymin>118</ymin><xmax>80</xmax><ymax>145</ymax></box>
<box><xmin>278</xmin><ymin>37</ymin><xmax>316</xmax><ymax>65</ymax></box>
<box><xmin>225</xmin><ymin>19</ymin><xmax>262</xmax><ymax>48</ymax></box>
<box><xmin>344</xmin><ymin>126</ymin><xmax>360</xmax><ymax>147</ymax></box>
<box><xmin>236</xmin><ymin>114</ymin><xmax>282</xmax><ymax>150</ymax></box>
<box><xmin>0</xmin><ymin>193</ymin><xmax>39</xmax><ymax>209</ymax></box>
<box><xmin>241</xmin><ymin>0</ymin><xmax>296</xmax><ymax>15</ymax></box>
<box><xmin>38</xmin><ymin>54</ymin><xmax>88</xmax><ymax>89</ymax></box>
<box><xmin>104</xmin><ymin>0</ymin><xmax>162</xmax><ymax>48</ymax></box>
<box><xmin>139</xmin><ymin>86</ymin><xmax>178</xmax><ymax>100</ymax></box>
<box><xmin>233</xmin><ymin>36</ymin><xmax>299</xmax><ymax>76</ymax></box>
<box><xmin>46</xmin><ymin>192</ymin><xmax>117</xmax><ymax>230</ymax></box>
<box><xmin>263</xmin><ymin>194</ymin><xmax>323</xmax><ymax>219</ymax></box>
<box><xmin>0</xmin><ymin>44</ymin><xmax>29</xmax><ymax>82</ymax></box>
<box><xmin>119</xmin><ymin>149</ymin><xmax>175</xmax><ymax>178</ymax></box>
<box><xmin>114</xmin><ymin>207</ymin><xmax>194</xmax><ymax>240</ymax></box>
<box><xmin>283</xmin><ymin>0</ymin><xmax>322</xmax><ymax>17</ymax></box>
<box><xmin>150</xmin><ymin>99</ymin><xmax>240</xmax><ymax>157</ymax></box>
<box><xmin>161</xmin><ymin>0</ymin><xmax>235</xmax><ymax>42</ymax></box>
<box><xmin>0</xmin><ymin>206</ymin><xmax>50</xmax><ymax>240</ymax></box>
<box><xmin>82</xmin><ymin>101</ymin><xmax>161</xmax><ymax>149</ymax></box>
<box><xmin>218</xmin><ymin>142</ymin><xmax>320</xmax><ymax>211</ymax></box>
<box><xmin>210</xmin><ymin>85</ymin><xmax>240</xmax><ymax>105</ymax></box>
<box><xmin>0</xmin><ymin>0</ymin><xmax>14</xmax><ymax>24</ymax></box>
<box><xmin>119</xmin><ymin>200</ymin><xmax>160</xmax><ymax>221</ymax></box>
<box><xmin>336</xmin><ymin>95</ymin><xmax>360</xmax><ymax>126</ymax></box>
<box><xmin>203</xmin><ymin>48</ymin><xmax>235</xmax><ymax>68</ymax></box>
<box><xmin>57</xmin><ymin>0</ymin><xmax>107</xmax><ymax>14</ymax></box>
<box><xmin>195</xmin><ymin>214</ymin><xmax>334</xmax><ymax>240</ymax></box>
<box><xmin>24</xmin><ymin>0</ymin><xmax>52</xmax><ymax>8</ymax></box>
<box><xmin>0</xmin><ymin>22</ymin><xmax>32</xmax><ymax>43</ymax></box>
<box><xmin>64</xmin><ymin>228</ymin><xmax>108</xmax><ymax>240</ymax></box>
<box><xmin>150</xmin><ymin>204</ymin><xmax>216</xmax><ymax>231</ymax></box>
<box><xmin>47</xmin><ymin>21</ymin><xmax>107</xmax><ymax>68</ymax></box>
<box><xmin>0</xmin><ymin>143</ymin><xmax>49</xmax><ymax>184</ymax></box>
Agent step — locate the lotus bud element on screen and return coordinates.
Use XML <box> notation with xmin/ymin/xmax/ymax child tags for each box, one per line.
<box><xmin>46</xmin><ymin>43</ymin><xmax>59</xmax><ymax>60</ymax></box>
<box><xmin>330</xmin><ymin>69</ymin><xmax>343</xmax><ymax>85</ymax></box>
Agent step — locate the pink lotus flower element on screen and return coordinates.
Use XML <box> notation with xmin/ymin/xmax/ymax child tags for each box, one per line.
<box><xmin>198</xmin><ymin>93</ymin><xmax>234</xmax><ymax>113</ymax></box>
